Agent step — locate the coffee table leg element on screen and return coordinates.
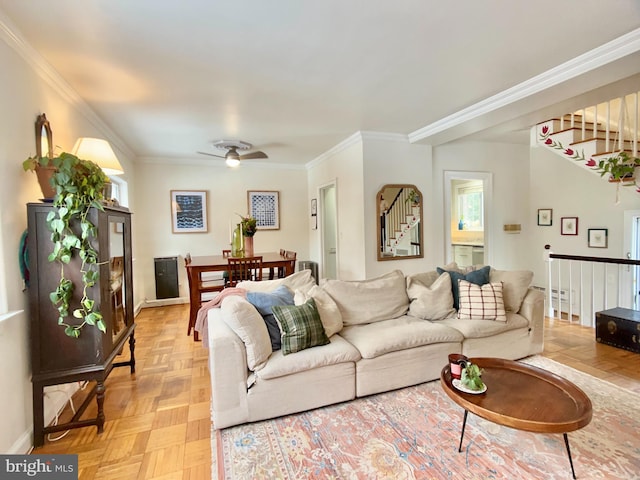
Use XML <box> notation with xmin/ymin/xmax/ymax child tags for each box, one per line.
<box><xmin>563</xmin><ymin>433</ymin><xmax>577</xmax><ymax>479</ymax></box>
<box><xmin>458</xmin><ymin>410</ymin><xmax>469</xmax><ymax>452</ymax></box>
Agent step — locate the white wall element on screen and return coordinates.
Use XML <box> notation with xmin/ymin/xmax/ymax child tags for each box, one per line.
<box><xmin>432</xmin><ymin>141</ymin><xmax>531</xmax><ymax>271</ymax></box>
<box><xmin>362</xmin><ymin>135</ymin><xmax>433</xmax><ymax>278</ymax></box>
<box><xmin>528</xmin><ymin>143</ymin><xmax>640</xmax><ymax>286</ymax></box>
<box><xmin>0</xmin><ymin>36</ymin><xmax>136</xmax><ymax>453</ymax></box>
<box><xmin>307</xmin><ymin>136</ymin><xmax>365</xmax><ymax>280</ymax></box>
<box><xmin>134</xmin><ymin>161</ymin><xmax>309</xmax><ymax>301</ymax></box>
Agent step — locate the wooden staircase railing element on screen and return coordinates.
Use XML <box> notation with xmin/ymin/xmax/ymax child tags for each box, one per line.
<box><xmin>535</xmin><ymin>91</ymin><xmax>639</xmax><ymax>194</ymax></box>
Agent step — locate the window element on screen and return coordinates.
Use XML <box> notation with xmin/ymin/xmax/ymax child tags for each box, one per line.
<box><xmin>456</xmin><ymin>183</ymin><xmax>483</xmax><ymax>231</ymax></box>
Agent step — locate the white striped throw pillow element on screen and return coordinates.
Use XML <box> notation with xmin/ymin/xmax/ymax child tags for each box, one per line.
<box><xmin>457</xmin><ymin>279</ymin><xmax>507</xmax><ymax>322</ymax></box>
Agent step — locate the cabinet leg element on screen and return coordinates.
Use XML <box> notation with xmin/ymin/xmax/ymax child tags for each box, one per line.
<box><xmin>96</xmin><ymin>381</ymin><xmax>106</xmax><ymax>434</ymax></box>
<box><xmin>129</xmin><ymin>333</ymin><xmax>136</xmax><ymax>374</ymax></box>
<box><xmin>32</xmin><ymin>382</ymin><xmax>45</xmax><ymax>447</ymax></box>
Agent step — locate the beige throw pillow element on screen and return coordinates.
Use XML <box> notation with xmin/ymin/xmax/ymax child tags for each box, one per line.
<box><xmin>457</xmin><ymin>279</ymin><xmax>506</xmax><ymax>322</ymax></box>
<box><xmin>489</xmin><ymin>268</ymin><xmax>533</xmax><ymax>312</ymax></box>
<box><xmin>407</xmin><ymin>272</ymin><xmax>456</xmax><ymax>321</ymax></box>
<box><xmin>405</xmin><ymin>270</ymin><xmax>440</xmax><ymax>288</ymax></box>
<box><xmin>220</xmin><ymin>296</ymin><xmax>272</xmax><ymax>371</ymax></box>
<box><xmin>321</xmin><ymin>270</ymin><xmax>409</xmax><ymax>326</ymax></box>
<box><xmin>294</xmin><ymin>285</ymin><xmax>343</xmax><ymax>337</ymax></box>
<box><xmin>237</xmin><ymin>269</ymin><xmax>315</xmax><ymax>294</ymax></box>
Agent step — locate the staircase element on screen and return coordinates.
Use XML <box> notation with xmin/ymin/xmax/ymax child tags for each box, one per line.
<box><xmin>381</xmin><ymin>187</ymin><xmax>420</xmax><ymax>256</ymax></box>
<box><xmin>535</xmin><ymin>91</ymin><xmax>640</xmax><ymax>196</ymax></box>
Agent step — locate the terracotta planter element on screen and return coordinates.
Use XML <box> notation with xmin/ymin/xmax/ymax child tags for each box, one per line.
<box><xmin>35</xmin><ymin>165</ymin><xmax>56</xmax><ymax>200</ymax></box>
<box><xmin>244</xmin><ymin>235</ymin><xmax>254</xmax><ymax>257</ymax></box>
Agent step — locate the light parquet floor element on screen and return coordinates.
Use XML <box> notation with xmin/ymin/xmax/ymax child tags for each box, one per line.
<box><xmin>31</xmin><ymin>305</ymin><xmax>640</xmax><ymax>479</ymax></box>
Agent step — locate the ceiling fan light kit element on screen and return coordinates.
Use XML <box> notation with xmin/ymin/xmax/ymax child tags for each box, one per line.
<box><xmin>197</xmin><ymin>139</ymin><xmax>268</xmax><ymax>167</ymax></box>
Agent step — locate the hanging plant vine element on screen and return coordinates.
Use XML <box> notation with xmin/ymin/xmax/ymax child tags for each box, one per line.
<box><xmin>25</xmin><ymin>152</ymin><xmax>109</xmax><ymax>337</ymax></box>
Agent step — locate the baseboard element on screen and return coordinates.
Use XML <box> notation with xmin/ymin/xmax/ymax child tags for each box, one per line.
<box><xmin>142</xmin><ymin>297</ymin><xmax>188</xmax><ymax>308</ymax></box>
<box><xmin>8</xmin><ymin>429</ymin><xmax>32</xmax><ymax>454</ymax></box>
<box><xmin>44</xmin><ymin>383</ymin><xmax>80</xmax><ymax>429</ymax></box>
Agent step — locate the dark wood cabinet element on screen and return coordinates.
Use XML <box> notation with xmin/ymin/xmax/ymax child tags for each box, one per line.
<box><xmin>27</xmin><ymin>203</ymin><xmax>136</xmax><ymax>447</ymax></box>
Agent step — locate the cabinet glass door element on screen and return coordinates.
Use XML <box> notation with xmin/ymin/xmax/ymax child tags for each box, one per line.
<box><xmin>109</xmin><ymin>220</ymin><xmax>126</xmax><ymax>342</ymax></box>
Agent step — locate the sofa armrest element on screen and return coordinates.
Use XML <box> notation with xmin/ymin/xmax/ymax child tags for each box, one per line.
<box><xmin>518</xmin><ymin>288</ymin><xmax>545</xmax><ymax>354</ymax></box>
<box><xmin>208</xmin><ymin>308</ymin><xmax>250</xmax><ymax>428</ymax></box>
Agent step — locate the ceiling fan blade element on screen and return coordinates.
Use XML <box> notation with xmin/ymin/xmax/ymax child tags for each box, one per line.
<box><xmin>197</xmin><ymin>151</ymin><xmax>225</xmax><ymax>159</ymax></box>
<box><xmin>239</xmin><ymin>150</ymin><xmax>268</xmax><ymax>160</ymax></box>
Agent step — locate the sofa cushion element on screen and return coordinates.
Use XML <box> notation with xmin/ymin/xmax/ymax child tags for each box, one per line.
<box><xmin>439</xmin><ymin>311</ymin><xmax>529</xmax><ymax>339</ymax></box>
<box><xmin>294</xmin><ymin>285</ymin><xmax>343</xmax><ymax>336</ymax></box>
<box><xmin>437</xmin><ymin>265</ymin><xmax>491</xmax><ymax>309</ymax></box>
<box><xmin>272</xmin><ymin>298</ymin><xmax>330</xmax><ymax>355</ymax></box>
<box><xmin>489</xmin><ymin>268</ymin><xmax>534</xmax><ymax>312</ymax></box>
<box><xmin>405</xmin><ymin>270</ymin><xmax>440</xmax><ymax>288</ymax></box>
<box><xmin>339</xmin><ymin>315</ymin><xmax>464</xmax><ymax>359</ymax></box>
<box><xmin>321</xmin><ymin>270</ymin><xmax>409</xmax><ymax>326</ymax></box>
<box><xmin>457</xmin><ymin>280</ymin><xmax>506</xmax><ymax>321</ymax></box>
<box><xmin>220</xmin><ymin>296</ymin><xmax>272</xmax><ymax>371</ymax></box>
<box><xmin>237</xmin><ymin>269</ymin><xmax>315</xmax><ymax>294</ymax></box>
<box><xmin>256</xmin><ymin>334</ymin><xmax>361</xmax><ymax>380</ymax></box>
<box><xmin>246</xmin><ymin>285</ymin><xmax>294</xmax><ymax>350</ymax></box>
<box><xmin>406</xmin><ymin>272</ymin><xmax>456</xmax><ymax>321</ymax></box>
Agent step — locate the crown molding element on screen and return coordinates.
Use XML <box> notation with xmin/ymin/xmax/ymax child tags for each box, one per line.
<box><xmin>139</xmin><ymin>156</ymin><xmax>306</xmax><ymax>170</ymax></box>
<box><xmin>305</xmin><ymin>131</ymin><xmax>411</xmax><ymax>170</ymax></box>
<box><xmin>409</xmin><ymin>28</ymin><xmax>640</xmax><ymax>144</ymax></box>
<box><xmin>305</xmin><ymin>132</ymin><xmax>363</xmax><ymax>170</ymax></box>
<box><xmin>0</xmin><ymin>11</ymin><xmax>135</xmax><ymax>160</ymax></box>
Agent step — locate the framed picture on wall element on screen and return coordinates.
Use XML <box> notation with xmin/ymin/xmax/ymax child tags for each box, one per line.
<box><xmin>561</xmin><ymin>217</ymin><xmax>578</xmax><ymax>235</ymax></box>
<box><xmin>248</xmin><ymin>190</ymin><xmax>280</xmax><ymax>230</ymax></box>
<box><xmin>537</xmin><ymin>208</ymin><xmax>553</xmax><ymax>226</ymax></box>
<box><xmin>588</xmin><ymin>228</ymin><xmax>608</xmax><ymax>248</ymax></box>
<box><xmin>170</xmin><ymin>190</ymin><xmax>208</xmax><ymax>233</ymax></box>
<box><xmin>310</xmin><ymin>198</ymin><xmax>318</xmax><ymax>230</ymax></box>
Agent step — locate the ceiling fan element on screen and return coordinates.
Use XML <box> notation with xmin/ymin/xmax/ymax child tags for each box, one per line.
<box><xmin>197</xmin><ymin>140</ymin><xmax>268</xmax><ymax>167</ymax></box>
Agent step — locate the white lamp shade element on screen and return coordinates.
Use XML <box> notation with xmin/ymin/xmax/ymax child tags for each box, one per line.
<box><xmin>72</xmin><ymin>137</ymin><xmax>124</xmax><ymax>175</ymax></box>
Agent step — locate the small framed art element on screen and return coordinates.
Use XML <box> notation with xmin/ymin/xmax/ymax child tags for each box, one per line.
<box><xmin>537</xmin><ymin>208</ymin><xmax>553</xmax><ymax>226</ymax></box>
<box><xmin>170</xmin><ymin>190</ymin><xmax>208</xmax><ymax>233</ymax></box>
<box><xmin>248</xmin><ymin>190</ymin><xmax>280</xmax><ymax>230</ymax></box>
<box><xmin>588</xmin><ymin>228</ymin><xmax>608</xmax><ymax>248</ymax></box>
<box><xmin>310</xmin><ymin>198</ymin><xmax>318</xmax><ymax>230</ymax></box>
<box><xmin>561</xmin><ymin>217</ymin><xmax>578</xmax><ymax>235</ymax></box>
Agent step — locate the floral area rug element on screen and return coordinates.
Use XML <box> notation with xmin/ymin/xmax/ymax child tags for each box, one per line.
<box><xmin>212</xmin><ymin>356</ymin><xmax>640</xmax><ymax>479</ymax></box>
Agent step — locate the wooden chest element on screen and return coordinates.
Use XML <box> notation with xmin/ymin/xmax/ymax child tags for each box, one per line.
<box><xmin>595</xmin><ymin>307</ymin><xmax>640</xmax><ymax>353</ymax></box>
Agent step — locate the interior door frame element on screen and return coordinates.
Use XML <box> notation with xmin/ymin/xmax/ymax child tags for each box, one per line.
<box><xmin>444</xmin><ymin>170</ymin><xmax>492</xmax><ymax>266</ymax></box>
<box><xmin>319</xmin><ymin>180</ymin><xmax>338</xmax><ymax>280</ymax></box>
<box><xmin>622</xmin><ymin>209</ymin><xmax>640</xmax><ymax>309</ymax></box>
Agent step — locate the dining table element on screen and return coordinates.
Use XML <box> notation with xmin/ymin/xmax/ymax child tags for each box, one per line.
<box><xmin>185</xmin><ymin>252</ymin><xmax>296</xmax><ymax>341</ymax></box>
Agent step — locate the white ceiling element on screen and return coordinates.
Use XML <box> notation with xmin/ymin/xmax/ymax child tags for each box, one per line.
<box><xmin>1</xmin><ymin>1</ymin><xmax>639</xmax><ymax>167</ymax></box>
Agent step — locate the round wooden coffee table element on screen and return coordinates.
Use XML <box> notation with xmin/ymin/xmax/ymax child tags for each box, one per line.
<box><xmin>441</xmin><ymin>357</ymin><xmax>592</xmax><ymax>479</ymax></box>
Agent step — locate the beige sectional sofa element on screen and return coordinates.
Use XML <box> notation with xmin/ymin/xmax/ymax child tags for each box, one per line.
<box><xmin>206</xmin><ymin>266</ymin><xmax>544</xmax><ymax>429</ymax></box>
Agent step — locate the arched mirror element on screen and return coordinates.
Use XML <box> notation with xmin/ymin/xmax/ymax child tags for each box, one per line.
<box><xmin>35</xmin><ymin>113</ymin><xmax>53</xmax><ymax>159</ymax></box>
<box><xmin>377</xmin><ymin>184</ymin><xmax>423</xmax><ymax>261</ymax></box>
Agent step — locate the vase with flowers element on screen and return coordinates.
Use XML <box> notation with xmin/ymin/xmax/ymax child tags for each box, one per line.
<box><xmin>239</xmin><ymin>214</ymin><xmax>257</xmax><ymax>257</ymax></box>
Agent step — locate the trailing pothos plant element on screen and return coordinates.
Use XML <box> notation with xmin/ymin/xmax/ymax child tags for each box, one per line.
<box><xmin>586</xmin><ymin>151</ymin><xmax>640</xmax><ymax>183</ymax></box>
<box><xmin>24</xmin><ymin>152</ymin><xmax>109</xmax><ymax>338</ymax></box>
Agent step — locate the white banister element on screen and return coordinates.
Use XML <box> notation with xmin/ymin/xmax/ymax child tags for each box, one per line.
<box><xmin>546</xmin><ymin>254</ymin><xmax>640</xmax><ymax>327</ymax></box>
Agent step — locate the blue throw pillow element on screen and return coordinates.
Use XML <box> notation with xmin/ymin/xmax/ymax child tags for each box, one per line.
<box><xmin>246</xmin><ymin>285</ymin><xmax>294</xmax><ymax>350</ymax></box>
<box><xmin>436</xmin><ymin>265</ymin><xmax>491</xmax><ymax>310</ymax></box>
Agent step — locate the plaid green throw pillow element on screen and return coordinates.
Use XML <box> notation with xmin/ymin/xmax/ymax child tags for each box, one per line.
<box><xmin>272</xmin><ymin>298</ymin><xmax>330</xmax><ymax>355</ymax></box>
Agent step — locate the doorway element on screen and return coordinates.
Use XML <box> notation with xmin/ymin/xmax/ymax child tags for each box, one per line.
<box><xmin>444</xmin><ymin>171</ymin><xmax>492</xmax><ymax>267</ymax></box>
<box><xmin>319</xmin><ymin>182</ymin><xmax>338</xmax><ymax>280</ymax></box>
<box><xmin>622</xmin><ymin>210</ymin><xmax>640</xmax><ymax>309</ymax></box>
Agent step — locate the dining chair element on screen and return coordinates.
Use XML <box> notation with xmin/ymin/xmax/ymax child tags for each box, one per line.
<box><xmin>278</xmin><ymin>250</ymin><xmax>297</xmax><ymax>278</ymax></box>
<box><xmin>222</xmin><ymin>249</ymin><xmax>232</xmax><ymax>286</ymax></box>
<box><xmin>227</xmin><ymin>256</ymin><xmax>263</xmax><ymax>287</ymax></box>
